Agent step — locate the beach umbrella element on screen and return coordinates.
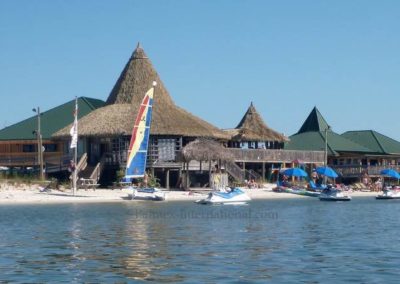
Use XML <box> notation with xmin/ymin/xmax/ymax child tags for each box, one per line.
<box><xmin>316</xmin><ymin>166</ymin><xmax>338</xmax><ymax>178</ymax></box>
<box><xmin>380</xmin><ymin>169</ymin><xmax>400</xmax><ymax>179</ymax></box>
<box><xmin>282</xmin><ymin>167</ymin><xmax>308</xmax><ymax>177</ymax></box>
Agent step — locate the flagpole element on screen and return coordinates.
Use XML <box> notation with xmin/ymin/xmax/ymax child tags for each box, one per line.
<box><xmin>73</xmin><ymin>97</ymin><xmax>78</xmax><ymax>196</ymax></box>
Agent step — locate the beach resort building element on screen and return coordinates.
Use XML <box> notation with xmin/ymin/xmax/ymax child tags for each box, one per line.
<box><xmin>50</xmin><ymin>44</ymin><xmax>325</xmax><ymax>188</ymax></box>
<box><xmin>53</xmin><ymin>44</ymin><xmax>231</xmax><ymax>187</ymax></box>
<box><xmin>223</xmin><ymin>103</ymin><xmax>324</xmax><ymax>182</ymax></box>
<box><xmin>0</xmin><ymin>98</ymin><xmax>104</xmax><ymax>174</ymax></box>
<box><xmin>285</xmin><ymin>107</ymin><xmax>400</xmax><ymax>182</ymax></box>
<box><xmin>0</xmin><ymin>43</ymin><xmax>328</xmax><ymax>188</ymax></box>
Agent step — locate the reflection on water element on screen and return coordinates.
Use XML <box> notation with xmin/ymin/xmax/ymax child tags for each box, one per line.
<box><xmin>0</xmin><ymin>199</ymin><xmax>400</xmax><ymax>282</ymax></box>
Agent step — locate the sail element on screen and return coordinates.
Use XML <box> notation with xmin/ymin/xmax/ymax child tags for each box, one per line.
<box><xmin>125</xmin><ymin>86</ymin><xmax>154</xmax><ymax>179</ymax></box>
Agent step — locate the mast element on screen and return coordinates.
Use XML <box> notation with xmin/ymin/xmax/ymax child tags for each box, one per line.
<box><xmin>124</xmin><ymin>82</ymin><xmax>156</xmax><ymax>179</ymax></box>
<box><xmin>70</xmin><ymin>97</ymin><xmax>78</xmax><ymax>196</ymax></box>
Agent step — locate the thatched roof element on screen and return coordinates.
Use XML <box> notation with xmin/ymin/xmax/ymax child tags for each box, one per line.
<box><xmin>178</xmin><ymin>138</ymin><xmax>234</xmax><ymax>162</ymax></box>
<box><xmin>54</xmin><ymin>43</ymin><xmax>229</xmax><ymax>140</ymax></box>
<box><xmin>226</xmin><ymin>102</ymin><xmax>289</xmax><ymax>142</ymax></box>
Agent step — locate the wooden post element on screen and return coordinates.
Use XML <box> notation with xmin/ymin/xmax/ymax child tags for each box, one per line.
<box><xmin>292</xmin><ymin>162</ymin><xmax>295</xmax><ymax>183</ymax></box>
<box><xmin>262</xmin><ymin>162</ymin><xmax>265</xmax><ymax>182</ymax></box>
<box><xmin>179</xmin><ymin>165</ymin><xmax>183</xmax><ymax>189</ymax></box>
<box><xmin>166</xmin><ymin>169</ymin><xmax>170</xmax><ymax>190</ymax></box>
<box><xmin>182</xmin><ymin>162</ymin><xmax>186</xmax><ymax>188</ymax></box>
<box><xmin>186</xmin><ymin>161</ymin><xmax>190</xmax><ymax>189</ymax></box>
<box><xmin>208</xmin><ymin>160</ymin><xmax>212</xmax><ymax>188</ymax></box>
<box><xmin>242</xmin><ymin>162</ymin><xmax>246</xmax><ymax>181</ymax></box>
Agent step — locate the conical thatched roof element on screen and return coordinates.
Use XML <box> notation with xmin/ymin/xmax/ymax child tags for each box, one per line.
<box><xmin>225</xmin><ymin>102</ymin><xmax>288</xmax><ymax>142</ymax></box>
<box><xmin>178</xmin><ymin>138</ymin><xmax>234</xmax><ymax>162</ymax></box>
<box><xmin>54</xmin><ymin>44</ymin><xmax>229</xmax><ymax>140</ymax></box>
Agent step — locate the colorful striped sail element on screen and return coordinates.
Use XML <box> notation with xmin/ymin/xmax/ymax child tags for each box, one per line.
<box><xmin>124</xmin><ymin>86</ymin><xmax>154</xmax><ymax>179</ymax></box>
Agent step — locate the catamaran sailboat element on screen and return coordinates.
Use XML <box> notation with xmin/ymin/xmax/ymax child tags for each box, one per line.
<box><xmin>125</xmin><ymin>82</ymin><xmax>165</xmax><ymax>201</ymax></box>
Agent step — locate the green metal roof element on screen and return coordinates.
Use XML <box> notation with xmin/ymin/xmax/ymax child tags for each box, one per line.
<box><xmin>297</xmin><ymin>107</ymin><xmax>330</xmax><ymax>134</ymax></box>
<box><xmin>0</xmin><ymin>97</ymin><xmax>105</xmax><ymax>140</ymax></box>
<box><xmin>285</xmin><ymin>130</ymin><xmax>372</xmax><ymax>155</ymax></box>
<box><xmin>342</xmin><ymin>130</ymin><xmax>400</xmax><ymax>155</ymax></box>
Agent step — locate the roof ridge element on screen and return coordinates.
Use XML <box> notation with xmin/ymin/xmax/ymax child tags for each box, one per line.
<box><xmin>106</xmin><ymin>43</ymin><xmax>174</xmax><ymax>106</ymax></box>
<box><xmin>80</xmin><ymin>97</ymin><xmax>95</xmax><ymax>110</ymax></box>
<box><xmin>318</xmin><ymin>130</ymin><xmax>337</xmax><ymax>156</ymax></box>
<box><xmin>0</xmin><ymin>98</ymin><xmax>77</xmax><ymax>131</ymax></box>
<box><xmin>234</xmin><ymin>102</ymin><xmax>288</xmax><ymax>142</ymax></box>
<box><xmin>370</xmin><ymin>130</ymin><xmax>387</xmax><ymax>154</ymax></box>
<box><xmin>297</xmin><ymin>106</ymin><xmax>330</xmax><ymax>134</ymax></box>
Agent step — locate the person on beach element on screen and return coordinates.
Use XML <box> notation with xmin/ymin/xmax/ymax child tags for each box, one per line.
<box><xmin>248</xmin><ymin>179</ymin><xmax>257</xmax><ymax>189</ymax></box>
<box><xmin>281</xmin><ymin>175</ymin><xmax>290</xmax><ymax>187</ymax></box>
<box><xmin>143</xmin><ymin>173</ymin><xmax>149</xmax><ymax>188</ymax></box>
<box><xmin>68</xmin><ymin>160</ymin><xmax>76</xmax><ymax>174</ymax></box>
<box><xmin>68</xmin><ymin>160</ymin><xmax>76</xmax><ymax>189</ymax></box>
<box><xmin>311</xmin><ymin>169</ymin><xmax>318</xmax><ymax>183</ymax></box>
<box><xmin>362</xmin><ymin>172</ymin><xmax>370</xmax><ymax>189</ymax></box>
<box><xmin>374</xmin><ymin>178</ymin><xmax>382</xmax><ymax>192</ymax></box>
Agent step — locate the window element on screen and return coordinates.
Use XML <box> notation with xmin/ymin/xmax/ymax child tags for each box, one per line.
<box><xmin>44</xmin><ymin>144</ymin><xmax>57</xmax><ymax>152</ymax></box>
<box><xmin>22</xmin><ymin>144</ymin><xmax>36</xmax><ymax>153</ymax></box>
<box><xmin>158</xmin><ymin>139</ymin><xmax>176</xmax><ymax>161</ymax></box>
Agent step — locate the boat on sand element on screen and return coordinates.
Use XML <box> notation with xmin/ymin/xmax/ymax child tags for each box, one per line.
<box><xmin>319</xmin><ymin>187</ymin><xmax>351</xmax><ymax>201</ymax></box>
<box><xmin>196</xmin><ymin>187</ymin><xmax>251</xmax><ymax>205</ymax></box>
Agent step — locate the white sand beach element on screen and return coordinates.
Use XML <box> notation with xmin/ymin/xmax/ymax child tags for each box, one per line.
<box><xmin>0</xmin><ymin>182</ymin><xmax>379</xmax><ymax>204</ymax></box>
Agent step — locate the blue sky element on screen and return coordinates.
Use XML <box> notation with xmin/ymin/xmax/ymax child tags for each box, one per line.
<box><xmin>1</xmin><ymin>0</ymin><xmax>399</xmax><ymax>139</ymax></box>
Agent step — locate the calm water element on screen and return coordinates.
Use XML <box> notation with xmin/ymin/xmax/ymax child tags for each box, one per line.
<box><xmin>1</xmin><ymin>198</ymin><xmax>400</xmax><ymax>283</ymax></box>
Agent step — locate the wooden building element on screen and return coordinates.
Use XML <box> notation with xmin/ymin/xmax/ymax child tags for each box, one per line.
<box><xmin>285</xmin><ymin>107</ymin><xmax>400</xmax><ymax>181</ymax></box>
<box><xmin>0</xmin><ymin>97</ymin><xmax>104</xmax><ymax>174</ymax></box>
<box><xmin>54</xmin><ymin>44</ymin><xmax>230</xmax><ymax>187</ymax></box>
<box><xmin>223</xmin><ymin>103</ymin><xmax>324</xmax><ymax>182</ymax></box>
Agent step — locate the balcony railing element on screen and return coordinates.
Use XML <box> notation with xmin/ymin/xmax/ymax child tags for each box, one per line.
<box><xmin>227</xmin><ymin>149</ymin><xmax>325</xmax><ymax>163</ymax></box>
<box><xmin>333</xmin><ymin>165</ymin><xmax>400</xmax><ymax>177</ymax></box>
<box><xmin>0</xmin><ymin>152</ymin><xmax>67</xmax><ymax>167</ymax></box>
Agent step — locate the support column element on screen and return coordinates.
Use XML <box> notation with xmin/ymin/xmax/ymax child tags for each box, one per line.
<box><xmin>292</xmin><ymin>162</ymin><xmax>295</xmax><ymax>182</ymax></box>
<box><xmin>262</xmin><ymin>162</ymin><xmax>265</xmax><ymax>182</ymax></box>
<box><xmin>179</xmin><ymin>165</ymin><xmax>183</xmax><ymax>189</ymax></box>
<box><xmin>166</xmin><ymin>169</ymin><xmax>170</xmax><ymax>190</ymax></box>
<box><xmin>208</xmin><ymin>160</ymin><xmax>212</xmax><ymax>188</ymax></box>
<box><xmin>183</xmin><ymin>162</ymin><xmax>186</xmax><ymax>188</ymax></box>
<box><xmin>186</xmin><ymin>162</ymin><xmax>190</xmax><ymax>190</ymax></box>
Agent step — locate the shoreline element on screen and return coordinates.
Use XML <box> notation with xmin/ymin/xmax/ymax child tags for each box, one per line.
<box><xmin>0</xmin><ymin>184</ymin><xmax>380</xmax><ymax>204</ymax></box>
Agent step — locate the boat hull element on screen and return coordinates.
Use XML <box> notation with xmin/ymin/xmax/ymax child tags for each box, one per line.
<box><xmin>319</xmin><ymin>190</ymin><xmax>351</xmax><ymax>201</ymax></box>
<box><xmin>376</xmin><ymin>196</ymin><xmax>400</xmax><ymax>200</ymax></box>
<box><xmin>196</xmin><ymin>188</ymin><xmax>251</xmax><ymax>205</ymax></box>
<box><xmin>290</xmin><ymin>189</ymin><xmax>320</xmax><ymax>197</ymax></box>
<box><xmin>376</xmin><ymin>191</ymin><xmax>400</xmax><ymax>200</ymax></box>
<box><xmin>319</xmin><ymin>196</ymin><xmax>351</xmax><ymax>201</ymax></box>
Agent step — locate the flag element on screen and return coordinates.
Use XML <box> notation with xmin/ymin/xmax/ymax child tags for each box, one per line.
<box><xmin>70</xmin><ymin>98</ymin><xmax>78</xmax><ymax>149</ymax></box>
